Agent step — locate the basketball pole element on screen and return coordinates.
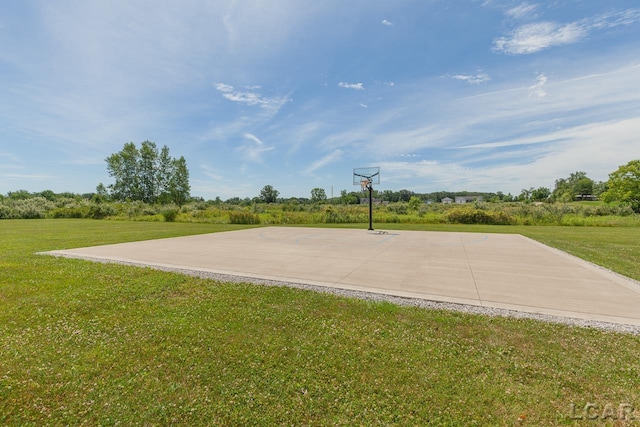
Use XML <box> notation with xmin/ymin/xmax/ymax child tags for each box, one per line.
<box><xmin>368</xmin><ymin>183</ymin><xmax>374</xmax><ymax>231</ymax></box>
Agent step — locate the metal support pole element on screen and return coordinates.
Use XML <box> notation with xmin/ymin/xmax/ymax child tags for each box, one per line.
<box><xmin>368</xmin><ymin>185</ymin><xmax>374</xmax><ymax>231</ymax></box>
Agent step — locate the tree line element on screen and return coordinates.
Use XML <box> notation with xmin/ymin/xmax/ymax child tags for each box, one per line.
<box><xmin>2</xmin><ymin>151</ymin><xmax>639</xmax><ymax>213</ymax></box>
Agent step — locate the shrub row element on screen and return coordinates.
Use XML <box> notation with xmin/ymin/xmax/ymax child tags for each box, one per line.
<box><xmin>228</xmin><ymin>211</ymin><xmax>261</xmax><ymax>224</ymax></box>
<box><xmin>1</xmin><ymin>198</ymin><xmax>638</xmax><ymax>226</ymax></box>
<box><xmin>446</xmin><ymin>208</ymin><xmax>514</xmax><ymax>225</ymax></box>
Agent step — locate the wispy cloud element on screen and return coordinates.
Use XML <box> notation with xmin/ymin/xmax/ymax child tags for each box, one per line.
<box><xmin>381</xmin><ymin>19</ymin><xmax>394</xmax><ymax>26</ymax></box>
<box><xmin>215</xmin><ymin>83</ymin><xmax>290</xmax><ymax>110</ymax></box>
<box><xmin>237</xmin><ymin>132</ymin><xmax>275</xmax><ymax>163</ymax></box>
<box><xmin>590</xmin><ymin>9</ymin><xmax>640</xmax><ymax>30</ymax></box>
<box><xmin>338</xmin><ymin>82</ymin><xmax>365</xmax><ymax>90</ymax></box>
<box><xmin>493</xmin><ymin>9</ymin><xmax>640</xmax><ymax>54</ymax></box>
<box><xmin>529</xmin><ymin>73</ymin><xmax>547</xmax><ymax>98</ymax></box>
<box><xmin>308</xmin><ymin>149</ymin><xmax>343</xmax><ymax>173</ymax></box>
<box><xmin>493</xmin><ymin>21</ymin><xmax>586</xmax><ymax>54</ymax></box>
<box><xmin>505</xmin><ymin>3</ymin><xmax>538</xmax><ymax>20</ymax></box>
<box><xmin>378</xmin><ymin>119</ymin><xmax>640</xmax><ymax>192</ymax></box>
<box><xmin>449</xmin><ymin>71</ymin><xmax>491</xmax><ymax>85</ymax></box>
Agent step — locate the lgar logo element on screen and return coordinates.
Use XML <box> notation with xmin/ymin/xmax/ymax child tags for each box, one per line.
<box><xmin>569</xmin><ymin>403</ymin><xmax>636</xmax><ymax>421</ymax></box>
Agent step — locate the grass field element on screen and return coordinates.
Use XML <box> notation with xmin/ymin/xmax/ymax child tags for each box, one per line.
<box><xmin>2</xmin><ymin>219</ymin><xmax>640</xmax><ymax>425</ymax></box>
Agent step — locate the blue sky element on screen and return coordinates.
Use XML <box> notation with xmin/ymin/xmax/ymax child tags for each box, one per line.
<box><xmin>1</xmin><ymin>1</ymin><xmax>640</xmax><ymax>200</ymax></box>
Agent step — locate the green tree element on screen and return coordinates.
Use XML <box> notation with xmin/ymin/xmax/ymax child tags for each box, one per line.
<box><xmin>36</xmin><ymin>190</ymin><xmax>56</xmax><ymax>201</ymax></box>
<box><xmin>397</xmin><ymin>189</ymin><xmax>413</xmax><ymax>202</ymax></box>
<box><xmin>573</xmin><ymin>177</ymin><xmax>594</xmax><ymax>197</ymax></box>
<box><xmin>310</xmin><ymin>187</ymin><xmax>327</xmax><ymax>203</ymax></box>
<box><xmin>168</xmin><ymin>156</ymin><xmax>191</xmax><ymax>206</ymax></box>
<box><xmin>8</xmin><ymin>190</ymin><xmax>33</xmax><ymax>200</ymax></box>
<box><xmin>259</xmin><ymin>185</ymin><xmax>279</xmax><ymax>203</ymax></box>
<box><xmin>552</xmin><ymin>171</ymin><xmax>594</xmax><ymax>201</ymax></box>
<box><xmin>139</xmin><ymin>141</ymin><xmax>159</xmax><ymax>203</ymax></box>
<box><xmin>408</xmin><ymin>195</ymin><xmax>422</xmax><ymax>212</ymax></box>
<box><xmin>518</xmin><ymin>188</ymin><xmax>533</xmax><ymax>201</ymax></box>
<box><xmin>530</xmin><ymin>187</ymin><xmax>551</xmax><ymax>202</ymax></box>
<box><xmin>106</xmin><ymin>141</ymin><xmax>190</xmax><ymax>204</ymax></box>
<box><xmin>157</xmin><ymin>145</ymin><xmax>173</xmax><ymax>203</ymax></box>
<box><xmin>602</xmin><ymin>160</ymin><xmax>640</xmax><ymax>212</ymax></box>
<box><xmin>91</xmin><ymin>183</ymin><xmax>109</xmax><ymax>203</ymax></box>
<box><xmin>106</xmin><ymin>142</ymin><xmax>141</xmax><ymax>201</ymax></box>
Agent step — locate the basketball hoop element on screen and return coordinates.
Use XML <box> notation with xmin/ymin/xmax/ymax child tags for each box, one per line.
<box><xmin>353</xmin><ymin>167</ymin><xmax>380</xmax><ymax>231</ymax></box>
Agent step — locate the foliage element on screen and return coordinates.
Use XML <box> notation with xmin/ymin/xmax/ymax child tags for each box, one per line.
<box><xmin>601</xmin><ymin>160</ymin><xmax>640</xmax><ymax>213</ymax></box>
<box><xmin>530</xmin><ymin>186</ymin><xmax>551</xmax><ymax>201</ymax></box>
<box><xmin>310</xmin><ymin>187</ymin><xmax>327</xmax><ymax>203</ymax></box>
<box><xmin>2</xmin><ymin>191</ymin><xmax>640</xmax><ymax>226</ymax></box>
<box><xmin>552</xmin><ymin>171</ymin><xmax>599</xmax><ymax>202</ymax></box>
<box><xmin>228</xmin><ymin>210</ymin><xmax>261</xmax><ymax>224</ymax></box>
<box><xmin>170</xmin><ymin>156</ymin><xmax>190</xmax><ymax>206</ymax></box>
<box><xmin>105</xmin><ymin>141</ymin><xmax>190</xmax><ymax>205</ymax></box>
<box><xmin>161</xmin><ymin>207</ymin><xmax>180</xmax><ymax>222</ymax></box>
<box><xmin>407</xmin><ymin>195</ymin><xmax>422</xmax><ymax>212</ymax></box>
<box><xmin>446</xmin><ymin>207</ymin><xmax>514</xmax><ymax>225</ymax></box>
<box><xmin>88</xmin><ymin>203</ymin><xmax>117</xmax><ymax>219</ymax></box>
<box><xmin>259</xmin><ymin>185</ymin><xmax>279</xmax><ymax>203</ymax></box>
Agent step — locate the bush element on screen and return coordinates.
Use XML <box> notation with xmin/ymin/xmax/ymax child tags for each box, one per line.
<box><xmin>49</xmin><ymin>206</ymin><xmax>88</xmax><ymax>218</ymax></box>
<box><xmin>9</xmin><ymin>197</ymin><xmax>53</xmax><ymax>219</ymax></box>
<box><xmin>446</xmin><ymin>207</ymin><xmax>513</xmax><ymax>225</ymax></box>
<box><xmin>228</xmin><ymin>211</ymin><xmax>261</xmax><ymax>224</ymax></box>
<box><xmin>88</xmin><ymin>203</ymin><xmax>117</xmax><ymax>219</ymax></box>
<box><xmin>0</xmin><ymin>205</ymin><xmax>13</xmax><ymax>219</ymax></box>
<box><xmin>386</xmin><ymin>203</ymin><xmax>408</xmax><ymax>215</ymax></box>
<box><xmin>161</xmin><ymin>208</ymin><xmax>179</xmax><ymax>222</ymax></box>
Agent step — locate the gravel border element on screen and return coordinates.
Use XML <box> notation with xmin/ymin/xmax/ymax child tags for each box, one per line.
<box><xmin>45</xmin><ymin>252</ymin><xmax>640</xmax><ymax>335</ymax></box>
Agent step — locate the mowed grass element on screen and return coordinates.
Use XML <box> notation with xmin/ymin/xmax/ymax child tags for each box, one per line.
<box><xmin>1</xmin><ymin>220</ymin><xmax>639</xmax><ymax>426</ymax></box>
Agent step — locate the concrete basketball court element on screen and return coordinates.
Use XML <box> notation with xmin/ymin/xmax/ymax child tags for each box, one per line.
<box><xmin>47</xmin><ymin>227</ymin><xmax>640</xmax><ymax>327</ymax></box>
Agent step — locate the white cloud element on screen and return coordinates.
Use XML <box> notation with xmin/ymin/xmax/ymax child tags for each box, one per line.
<box><xmin>505</xmin><ymin>3</ymin><xmax>538</xmax><ymax>20</ymax></box>
<box><xmin>377</xmin><ymin>117</ymin><xmax>640</xmax><ymax>193</ymax></box>
<box><xmin>338</xmin><ymin>82</ymin><xmax>365</xmax><ymax>90</ymax></box>
<box><xmin>590</xmin><ymin>9</ymin><xmax>640</xmax><ymax>30</ymax></box>
<box><xmin>450</xmin><ymin>72</ymin><xmax>491</xmax><ymax>85</ymax></box>
<box><xmin>215</xmin><ymin>83</ymin><xmax>234</xmax><ymax>93</ymax></box>
<box><xmin>308</xmin><ymin>149</ymin><xmax>343</xmax><ymax>173</ymax></box>
<box><xmin>359</xmin><ymin>103</ymin><xmax>368</xmax><ymax>108</ymax></box>
<box><xmin>493</xmin><ymin>9</ymin><xmax>640</xmax><ymax>55</ymax></box>
<box><xmin>493</xmin><ymin>21</ymin><xmax>586</xmax><ymax>54</ymax></box>
<box><xmin>381</xmin><ymin>19</ymin><xmax>394</xmax><ymax>26</ymax></box>
<box><xmin>214</xmin><ymin>83</ymin><xmax>290</xmax><ymax>111</ymax></box>
<box><xmin>237</xmin><ymin>132</ymin><xmax>275</xmax><ymax>163</ymax></box>
<box><xmin>529</xmin><ymin>73</ymin><xmax>547</xmax><ymax>98</ymax></box>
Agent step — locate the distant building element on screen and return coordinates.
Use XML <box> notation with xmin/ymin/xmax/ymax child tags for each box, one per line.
<box><xmin>455</xmin><ymin>195</ymin><xmax>483</xmax><ymax>204</ymax></box>
<box><xmin>360</xmin><ymin>197</ymin><xmax>383</xmax><ymax>205</ymax></box>
<box><xmin>441</xmin><ymin>197</ymin><xmax>453</xmax><ymax>204</ymax></box>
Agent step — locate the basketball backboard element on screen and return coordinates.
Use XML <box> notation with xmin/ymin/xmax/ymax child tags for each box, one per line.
<box><xmin>353</xmin><ymin>167</ymin><xmax>380</xmax><ymax>186</ymax></box>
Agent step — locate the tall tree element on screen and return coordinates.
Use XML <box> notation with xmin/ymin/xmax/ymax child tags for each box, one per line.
<box><xmin>602</xmin><ymin>160</ymin><xmax>640</xmax><ymax>212</ymax></box>
<box><xmin>157</xmin><ymin>145</ymin><xmax>173</xmax><ymax>203</ymax></box>
<box><xmin>106</xmin><ymin>141</ymin><xmax>190</xmax><ymax>204</ymax></box>
<box><xmin>310</xmin><ymin>187</ymin><xmax>327</xmax><ymax>203</ymax></box>
<box><xmin>139</xmin><ymin>141</ymin><xmax>159</xmax><ymax>203</ymax></box>
<box><xmin>169</xmin><ymin>156</ymin><xmax>191</xmax><ymax>206</ymax></box>
<box><xmin>259</xmin><ymin>185</ymin><xmax>279</xmax><ymax>203</ymax></box>
<box><xmin>530</xmin><ymin>187</ymin><xmax>551</xmax><ymax>202</ymax></box>
<box><xmin>552</xmin><ymin>171</ymin><xmax>594</xmax><ymax>201</ymax></box>
<box><xmin>106</xmin><ymin>142</ymin><xmax>141</xmax><ymax>201</ymax></box>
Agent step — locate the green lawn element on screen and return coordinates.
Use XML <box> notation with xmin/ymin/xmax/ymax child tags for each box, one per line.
<box><xmin>1</xmin><ymin>219</ymin><xmax>640</xmax><ymax>425</ymax></box>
